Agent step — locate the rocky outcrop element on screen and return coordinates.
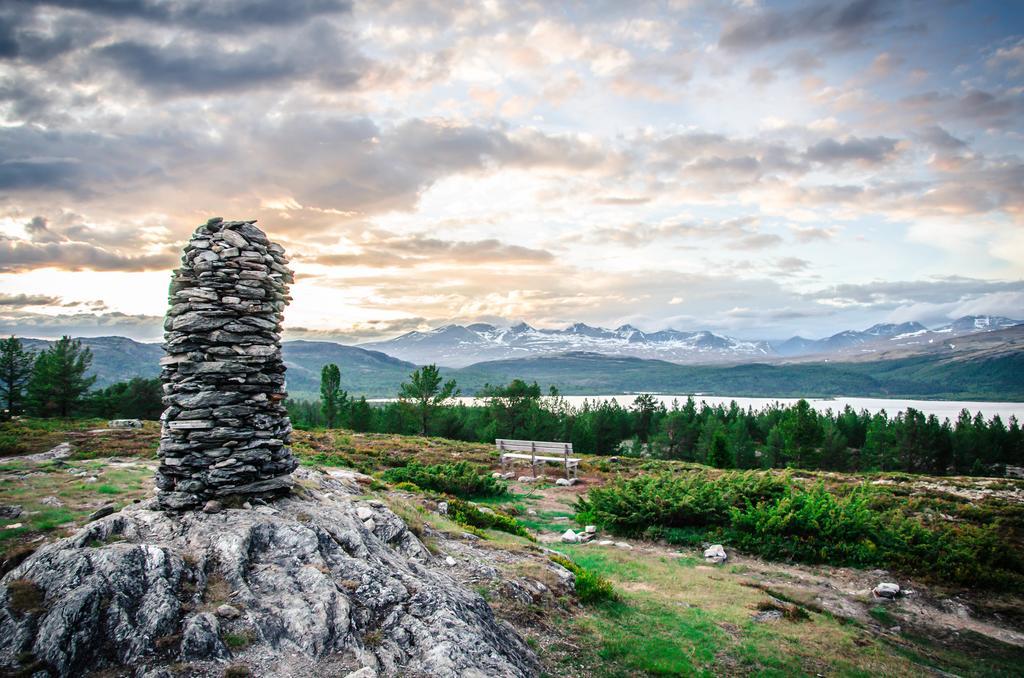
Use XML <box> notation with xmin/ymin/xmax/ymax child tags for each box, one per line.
<box><xmin>0</xmin><ymin>469</ymin><xmax>538</xmax><ymax>677</ymax></box>
<box><xmin>156</xmin><ymin>218</ymin><xmax>297</xmax><ymax>510</ymax></box>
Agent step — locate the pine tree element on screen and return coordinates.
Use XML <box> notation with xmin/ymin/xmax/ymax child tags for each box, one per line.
<box><xmin>350</xmin><ymin>396</ymin><xmax>374</xmax><ymax>432</ymax></box>
<box><xmin>27</xmin><ymin>336</ymin><xmax>96</xmax><ymax>417</ymax></box>
<box><xmin>0</xmin><ymin>336</ymin><xmax>34</xmax><ymax>416</ymax></box>
<box><xmin>398</xmin><ymin>364</ymin><xmax>458</xmax><ymax>435</ymax></box>
<box><xmin>707</xmin><ymin>430</ymin><xmax>733</xmax><ymax>468</ymax></box>
<box><xmin>319</xmin><ymin>363</ymin><xmax>347</xmax><ymax>428</ymax></box>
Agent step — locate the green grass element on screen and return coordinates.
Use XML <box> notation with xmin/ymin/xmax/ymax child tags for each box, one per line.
<box><xmin>97</xmin><ymin>484</ymin><xmax>121</xmax><ymax>495</ymax></box>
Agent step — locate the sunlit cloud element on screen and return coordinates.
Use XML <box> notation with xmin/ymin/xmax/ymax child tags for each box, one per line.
<box><xmin>0</xmin><ymin>0</ymin><xmax>1019</xmax><ymax>341</ymax></box>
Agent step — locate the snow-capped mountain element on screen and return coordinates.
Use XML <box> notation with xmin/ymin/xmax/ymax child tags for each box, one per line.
<box><xmin>775</xmin><ymin>316</ymin><xmax>1021</xmax><ymax>358</ymax></box>
<box><xmin>362</xmin><ymin>315</ymin><xmax>1023</xmax><ymax>367</ymax></box>
<box><xmin>360</xmin><ymin>322</ymin><xmax>773</xmax><ymax>367</ymax></box>
<box><xmin>935</xmin><ymin>315</ymin><xmax>1022</xmax><ymax>333</ymax></box>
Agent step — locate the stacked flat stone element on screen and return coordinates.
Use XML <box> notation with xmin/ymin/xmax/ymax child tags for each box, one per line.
<box><xmin>155</xmin><ymin>217</ymin><xmax>297</xmax><ymax>510</ymax></box>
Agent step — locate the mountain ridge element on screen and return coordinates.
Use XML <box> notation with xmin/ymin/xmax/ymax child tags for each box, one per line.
<box><xmin>361</xmin><ymin>315</ymin><xmax>1022</xmax><ymax>367</ymax></box>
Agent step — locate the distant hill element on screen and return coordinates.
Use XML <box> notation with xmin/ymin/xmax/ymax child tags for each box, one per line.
<box><xmin>16</xmin><ymin>325</ymin><xmax>1024</xmax><ymax>401</ymax></box>
<box><xmin>18</xmin><ymin>336</ymin><xmax>417</xmax><ymax>398</ymax></box>
<box><xmin>450</xmin><ymin>347</ymin><xmax>1024</xmax><ymax>401</ymax></box>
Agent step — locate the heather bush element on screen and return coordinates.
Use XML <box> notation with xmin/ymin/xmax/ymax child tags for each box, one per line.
<box><xmin>381</xmin><ymin>461</ymin><xmax>507</xmax><ymax>498</ymax></box>
<box><xmin>576</xmin><ymin>471</ymin><xmax>1023</xmax><ymax>587</ymax></box>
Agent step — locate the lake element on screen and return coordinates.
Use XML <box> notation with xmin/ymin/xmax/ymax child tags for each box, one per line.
<box><xmin>435</xmin><ymin>395</ymin><xmax>1024</xmax><ymax>422</ymax></box>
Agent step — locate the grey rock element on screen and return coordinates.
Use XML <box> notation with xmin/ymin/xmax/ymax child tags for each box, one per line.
<box><xmin>703</xmin><ymin>544</ymin><xmax>727</xmax><ymax>563</ymax></box>
<box><xmin>215</xmin><ymin>604</ymin><xmax>241</xmax><ymax>619</ymax></box>
<box><xmin>0</xmin><ymin>469</ymin><xmax>538</xmax><ymax>677</ymax></box>
<box><xmin>0</xmin><ymin>505</ymin><xmax>22</xmax><ymax>519</ymax></box>
<box><xmin>873</xmin><ymin>582</ymin><xmax>901</xmax><ymax>599</ymax></box>
<box><xmin>180</xmin><ymin>612</ymin><xmax>228</xmax><ymax>660</ymax></box>
<box><xmin>88</xmin><ymin>505</ymin><xmax>117</xmax><ymax>521</ymax></box>
<box><xmin>202</xmin><ymin>500</ymin><xmax>222</xmax><ymax>514</ymax></box>
<box><xmin>108</xmin><ymin>419</ymin><xmax>143</xmax><ymax>429</ymax></box>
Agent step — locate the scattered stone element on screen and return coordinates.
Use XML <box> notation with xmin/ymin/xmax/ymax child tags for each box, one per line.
<box><xmin>83</xmin><ymin>476</ymin><xmax>98</xmax><ymax>484</ymax></box>
<box><xmin>108</xmin><ymin>419</ymin><xmax>143</xmax><ymax>429</ymax></box>
<box><xmin>4</xmin><ymin>523</ymin><xmax>23</xmax><ymax>530</ymax></box>
<box><xmin>344</xmin><ymin>668</ymin><xmax>378</xmax><ymax>678</ymax></box>
<box><xmin>873</xmin><ymin>583</ymin><xmax>901</xmax><ymax>599</ymax></box>
<box><xmin>704</xmin><ymin>544</ymin><xmax>727</xmax><ymax>564</ymax></box>
<box><xmin>561</xmin><ymin>529</ymin><xmax>580</xmax><ymax>543</ymax></box>
<box><xmin>526</xmin><ymin>509</ymin><xmax>537</xmax><ymax>516</ymax></box>
<box><xmin>202</xmin><ymin>500</ymin><xmax>222</xmax><ymax>514</ymax></box>
<box><xmin>517</xmin><ymin>476</ymin><xmax>535</xmax><ymax>483</ymax></box>
<box><xmin>555</xmin><ymin>477</ymin><xmax>579</xmax><ymax>486</ymax></box>
<box><xmin>0</xmin><ymin>505</ymin><xmax>22</xmax><ymax>519</ymax></box>
<box><xmin>607</xmin><ymin>456</ymin><xmax>620</xmax><ymax>463</ymax></box>
<box><xmin>363</xmin><ymin>518</ymin><xmax>376</xmax><ymax>532</ymax></box>
<box><xmin>500</xmin><ymin>472</ymin><xmax>515</xmax><ymax>480</ymax></box>
<box><xmin>215</xmin><ymin>604</ymin><xmax>241</xmax><ymax>619</ymax></box>
<box><xmin>614</xmin><ymin>542</ymin><xmax>633</xmax><ymax>550</ymax></box>
<box><xmin>40</xmin><ymin>496</ymin><xmax>63</xmax><ymax>507</ymax></box>
<box><xmin>753</xmin><ymin>609</ymin><xmax>783</xmax><ymax>623</ymax></box>
<box><xmin>598</xmin><ymin>540</ymin><xmax>614</xmax><ymax>546</ymax></box>
<box><xmin>437</xmin><ymin>501</ymin><xmax>449</xmax><ymax>515</ymax></box>
<box><xmin>356</xmin><ymin>506</ymin><xmax>373</xmax><ymax>521</ymax></box>
<box><xmin>445</xmin><ymin>556</ymin><xmax>457</xmax><ymax>567</ymax></box>
<box><xmin>584</xmin><ymin>525</ymin><xmax>597</xmax><ymax>534</ymax></box>
<box><xmin>88</xmin><ymin>505</ymin><xmax>116</xmax><ymax>521</ymax></box>
<box><xmin>491</xmin><ymin>472</ymin><xmax>503</xmax><ymax>479</ymax></box>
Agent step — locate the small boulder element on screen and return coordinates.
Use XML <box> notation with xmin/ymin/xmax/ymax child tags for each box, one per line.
<box><xmin>216</xmin><ymin>604</ymin><xmax>241</xmax><ymax>619</ymax></box>
<box><xmin>500</xmin><ymin>472</ymin><xmax>515</xmax><ymax>480</ymax></box>
<box><xmin>444</xmin><ymin>556</ymin><xmax>457</xmax><ymax>567</ymax></box>
<box><xmin>40</xmin><ymin>496</ymin><xmax>63</xmax><ymax>507</ymax></box>
<box><xmin>202</xmin><ymin>500</ymin><xmax>222</xmax><ymax>514</ymax></box>
<box><xmin>584</xmin><ymin>525</ymin><xmax>597</xmax><ymax>534</ymax></box>
<box><xmin>703</xmin><ymin>544</ymin><xmax>727</xmax><ymax>564</ymax></box>
<box><xmin>363</xmin><ymin>518</ymin><xmax>376</xmax><ymax>532</ymax></box>
<box><xmin>561</xmin><ymin>529</ymin><xmax>580</xmax><ymax>543</ymax></box>
<box><xmin>555</xmin><ymin>478</ymin><xmax>578</xmax><ymax>487</ymax></box>
<box><xmin>108</xmin><ymin>419</ymin><xmax>143</xmax><ymax>429</ymax></box>
<box><xmin>873</xmin><ymin>583</ymin><xmax>901</xmax><ymax>599</ymax></box>
<box><xmin>4</xmin><ymin>523</ymin><xmax>23</xmax><ymax>530</ymax></box>
<box><xmin>491</xmin><ymin>472</ymin><xmax>503</xmax><ymax>479</ymax></box>
<box><xmin>356</xmin><ymin>506</ymin><xmax>373</xmax><ymax>521</ymax></box>
<box><xmin>517</xmin><ymin>476</ymin><xmax>535</xmax><ymax>483</ymax></box>
<box><xmin>0</xmin><ymin>505</ymin><xmax>22</xmax><ymax>519</ymax></box>
<box><xmin>437</xmin><ymin>501</ymin><xmax>448</xmax><ymax>515</ymax></box>
<box><xmin>614</xmin><ymin>542</ymin><xmax>633</xmax><ymax>550</ymax></box>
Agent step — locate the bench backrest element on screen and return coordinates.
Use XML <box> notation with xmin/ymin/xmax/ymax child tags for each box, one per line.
<box><xmin>496</xmin><ymin>439</ymin><xmax>573</xmax><ymax>455</ymax></box>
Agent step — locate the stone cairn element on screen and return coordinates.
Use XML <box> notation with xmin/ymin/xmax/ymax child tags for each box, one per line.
<box><xmin>155</xmin><ymin>218</ymin><xmax>297</xmax><ymax>510</ymax></box>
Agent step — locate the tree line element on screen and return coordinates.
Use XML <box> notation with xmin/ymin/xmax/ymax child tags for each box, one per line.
<box><xmin>7</xmin><ymin>338</ymin><xmax>1021</xmax><ymax>477</ymax></box>
<box><xmin>0</xmin><ymin>336</ymin><xmax>162</xmax><ymax>420</ymax></box>
<box><xmin>287</xmin><ymin>363</ymin><xmax>1024</xmax><ymax>477</ymax></box>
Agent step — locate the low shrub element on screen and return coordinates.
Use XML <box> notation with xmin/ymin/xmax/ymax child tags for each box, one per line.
<box><xmin>382</xmin><ymin>461</ymin><xmax>507</xmax><ymax>498</ymax></box>
<box><xmin>444</xmin><ymin>497</ymin><xmax>532</xmax><ymax>539</ymax></box>
<box><xmin>575</xmin><ymin>471</ymin><xmax>1024</xmax><ymax>588</ymax></box>
<box><xmin>549</xmin><ymin>554</ymin><xmax>616</xmax><ymax>604</ymax></box>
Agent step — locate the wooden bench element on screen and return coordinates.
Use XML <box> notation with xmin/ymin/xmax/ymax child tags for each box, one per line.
<box><xmin>497</xmin><ymin>439</ymin><xmax>579</xmax><ymax>479</ymax></box>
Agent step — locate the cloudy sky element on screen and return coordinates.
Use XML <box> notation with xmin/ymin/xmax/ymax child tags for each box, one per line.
<box><xmin>1</xmin><ymin>0</ymin><xmax>1022</xmax><ymax>343</ymax></box>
